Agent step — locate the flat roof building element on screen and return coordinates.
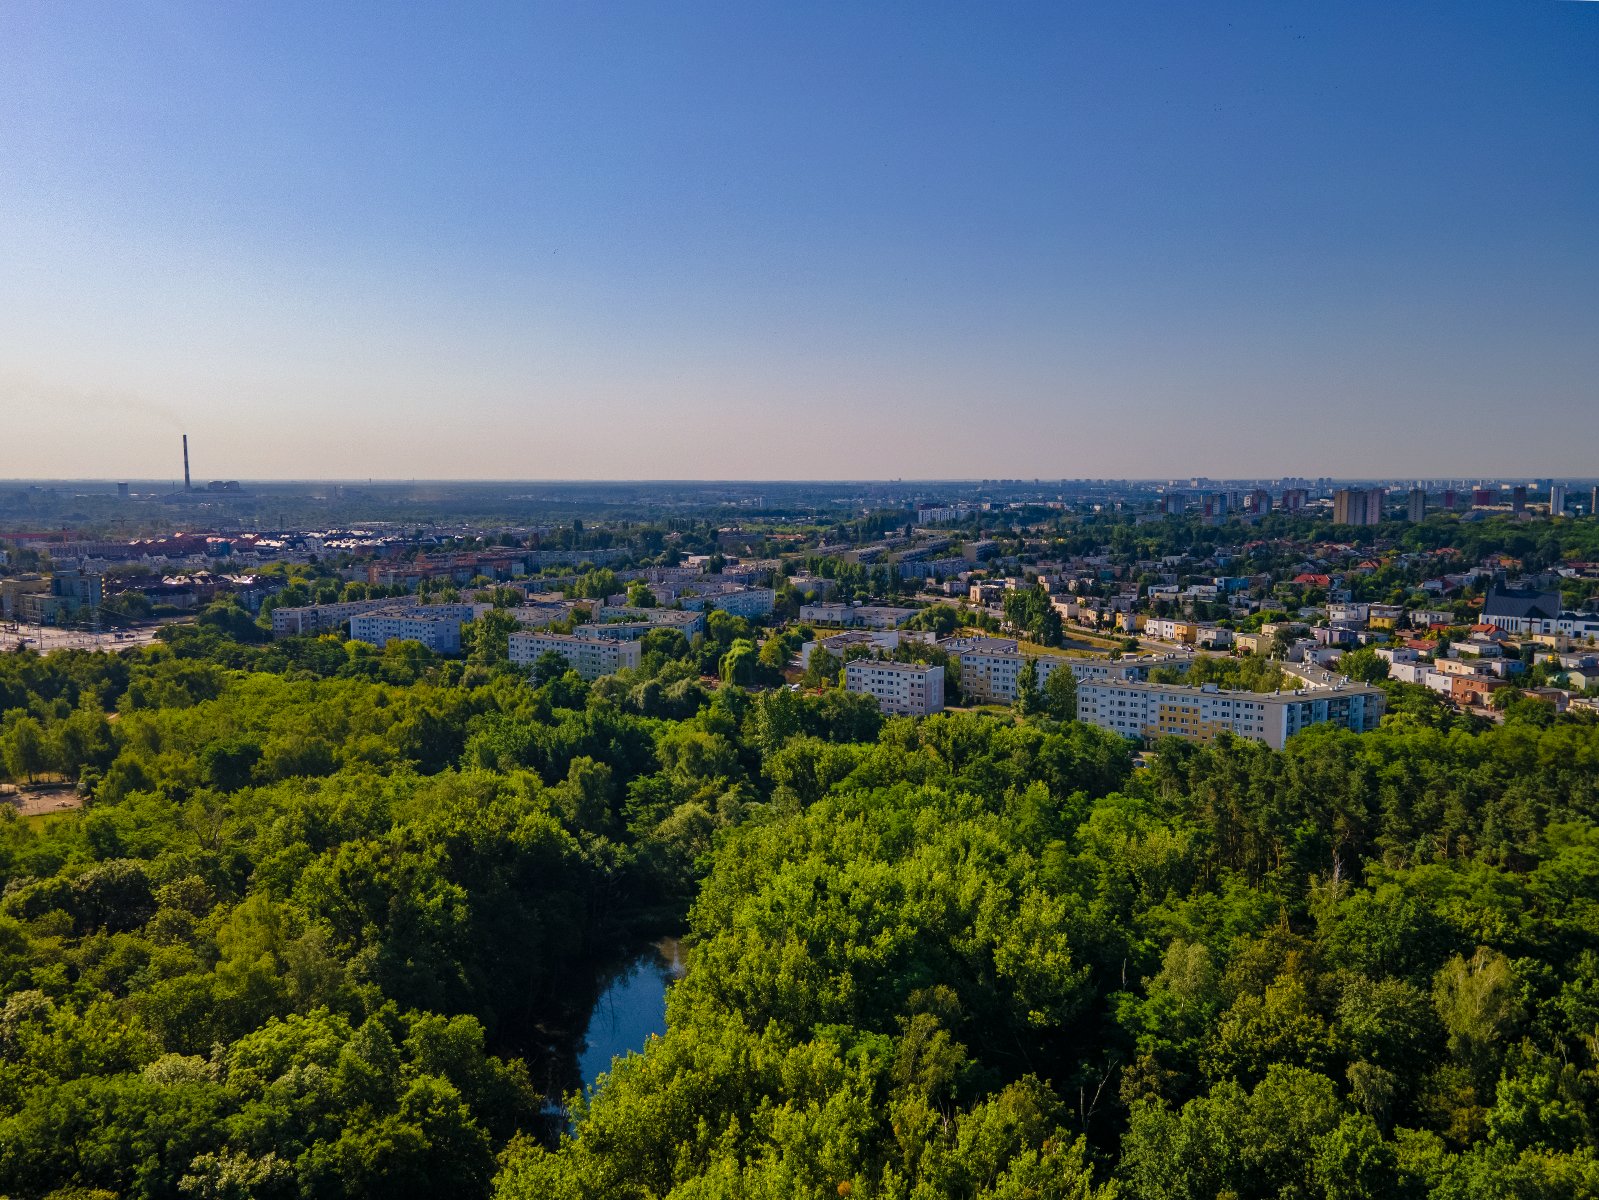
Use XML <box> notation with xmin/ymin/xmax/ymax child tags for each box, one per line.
<box><xmin>800</xmin><ymin>603</ymin><xmax>918</xmax><ymax>629</ymax></box>
<box><xmin>949</xmin><ymin>646</ymin><xmax>1188</xmax><ymax>705</ymax></box>
<box><xmin>1077</xmin><ymin>678</ymin><xmax>1385</xmax><ymax>750</ymax></box>
<box><xmin>272</xmin><ymin>594</ymin><xmax>421</xmax><ymax>638</ymax></box>
<box><xmin>844</xmin><ymin>658</ymin><xmax>944</xmax><ymax>716</ymax></box>
<box><xmin>347</xmin><ymin>604</ymin><xmax>475</xmax><ymax>654</ymax></box>
<box><xmin>508</xmin><ymin>631</ymin><xmax>642</xmax><ymax>680</ymax></box>
<box><xmin>589</xmin><ymin>607</ymin><xmax>706</xmax><ymax>640</ymax></box>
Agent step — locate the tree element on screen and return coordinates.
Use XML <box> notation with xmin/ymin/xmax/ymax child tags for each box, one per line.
<box><xmin>802</xmin><ymin>647</ymin><xmax>840</xmax><ymax>690</ymax></box>
<box><xmin>464</xmin><ymin>609</ymin><xmax>519</xmax><ymax>668</ymax></box>
<box><xmin>719</xmin><ymin>638</ymin><xmax>759</xmax><ymax>688</ymax></box>
<box><xmin>1338</xmin><ymin>647</ymin><xmax>1390</xmax><ymax>684</ymax></box>
<box><xmin>625</xmin><ymin>580</ymin><xmax>657</xmax><ymax>608</ymax></box>
<box><xmin>1042</xmin><ymin>664</ymin><xmax>1077</xmax><ymax>721</ymax></box>
<box><xmin>1015</xmin><ymin>658</ymin><xmax>1043</xmax><ymax>715</ymax></box>
<box><xmin>531</xmin><ymin>650</ymin><xmax>571</xmax><ymax>687</ymax></box>
<box><xmin>1</xmin><ymin>716</ymin><xmax>47</xmax><ymax>782</ymax></box>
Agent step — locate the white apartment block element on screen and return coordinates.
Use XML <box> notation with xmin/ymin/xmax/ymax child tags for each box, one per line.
<box><xmin>950</xmin><ymin>647</ymin><xmax>1188</xmax><ymax>705</ymax></box>
<box><xmin>271</xmin><ymin>594</ymin><xmax>420</xmax><ymax>638</ymax></box>
<box><xmin>1077</xmin><ymin>679</ymin><xmax>1385</xmax><ymax>750</ymax></box>
<box><xmin>504</xmin><ymin>603</ymin><xmax>580</xmax><ymax>630</ymax></box>
<box><xmin>800</xmin><ymin>603</ymin><xmax>919</xmax><ymax>629</ymax></box>
<box><xmin>844</xmin><ymin>659</ymin><xmax>945</xmax><ymax>716</ymax></box>
<box><xmin>590</xmin><ymin>607</ymin><xmax>706</xmax><ymax>639</ymax></box>
<box><xmin>800</xmin><ymin>628</ymin><xmax>937</xmax><ymax>667</ymax></box>
<box><xmin>348</xmin><ymin>605</ymin><xmax>474</xmax><ymax>654</ymax></box>
<box><xmin>954</xmin><ymin>649</ymin><xmax>1070</xmax><ymax>704</ymax></box>
<box><xmin>508</xmin><ymin>631</ymin><xmax>642</xmax><ymax>680</ymax></box>
<box><xmin>685</xmin><ymin>587</ymin><xmax>776</xmax><ymax>618</ymax></box>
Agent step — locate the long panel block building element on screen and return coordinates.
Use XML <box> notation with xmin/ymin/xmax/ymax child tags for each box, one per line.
<box><xmin>1076</xmin><ymin>678</ymin><xmax>1385</xmax><ymax>749</ymax></box>
<box><xmin>509</xmin><ymin>631</ymin><xmax>642</xmax><ymax>680</ymax></box>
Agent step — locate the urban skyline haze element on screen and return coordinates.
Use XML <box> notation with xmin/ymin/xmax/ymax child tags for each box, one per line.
<box><xmin>2</xmin><ymin>1</ymin><xmax>1595</xmax><ymax>481</ymax></box>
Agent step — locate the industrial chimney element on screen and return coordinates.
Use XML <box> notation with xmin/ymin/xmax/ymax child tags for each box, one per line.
<box><xmin>183</xmin><ymin>434</ymin><xmax>191</xmax><ymax>491</ymax></box>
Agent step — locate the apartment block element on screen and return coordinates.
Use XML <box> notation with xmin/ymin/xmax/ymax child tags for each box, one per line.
<box><xmin>590</xmin><ymin>607</ymin><xmax>706</xmax><ymax>639</ymax></box>
<box><xmin>948</xmin><ymin>646</ymin><xmax>1187</xmax><ymax>704</ymax></box>
<box><xmin>844</xmin><ymin>659</ymin><xmax>945</xmax><ymax>716</ymax></box>
<box><xmin>1077</xmin><ymin>679</ymin><xmax>1385</xmax><ymax>750</ymax></box>
<box><xmin>800</xmin><ymin>603</ymin><xmax>918</xmax><ymax>629</ymax></box>
<box><xmin>271</xmin><ymin>594</ymin><xmax>421</xmax><ymax>637</ymax></box>
<box><xmin>1333</xmin><ymin>487</ymin><xmax>1386</xmax><ymax>526</ymax></box>
<box><xmin>681</xmin><ymin>586</ymin><xmax>775</xmax><ymax>618</ymax></box>
<box><xmin>347</xmin><ymin>605</ymin><xmax>475</xmax><ymax>653</ymax></box>
<box><xmin>800</xmin><ymin>628</ymin><xmax>936</xmax><ymax>667</ymax></box>
<box><xmin>508</xmin><ymin>632</ymin><xmax>642</xmax><ymax>680</ymax></box>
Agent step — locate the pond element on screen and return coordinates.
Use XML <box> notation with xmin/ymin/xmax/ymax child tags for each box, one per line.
<box><xmin>575</xmin><ymin>936</ymin><xmax>685</xmax><ymax>1091</ymax></box>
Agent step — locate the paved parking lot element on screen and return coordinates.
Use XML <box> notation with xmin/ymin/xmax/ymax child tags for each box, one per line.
<box><xmin>0</xmin><ymin>622</ymin><xmax>169</xmax><ymax>654</ymax></box>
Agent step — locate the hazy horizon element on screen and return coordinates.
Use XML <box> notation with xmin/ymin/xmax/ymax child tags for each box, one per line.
<box><xmin>3</xmin><ymin>2</ymin><xmax>1596</xmax><ymax>481</ymax></box>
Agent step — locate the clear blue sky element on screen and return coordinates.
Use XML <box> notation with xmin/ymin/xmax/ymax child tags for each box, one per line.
<box><xmin>1</xmin><ymin>1</ymin><xmax>1595</xmax><ymax>481</ymax></box>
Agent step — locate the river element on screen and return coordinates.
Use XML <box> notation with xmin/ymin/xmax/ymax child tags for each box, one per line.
<box><xmin>575</xmin><ymin>936</ymin><xmax>685</xmax><ymax>1091</ymax></box>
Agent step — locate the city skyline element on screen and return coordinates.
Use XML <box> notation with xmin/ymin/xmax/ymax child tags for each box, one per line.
<box><xmin>3</xmin><ymin>1</ymin><xmax>1596</xmax><ymax>480</ymax></box>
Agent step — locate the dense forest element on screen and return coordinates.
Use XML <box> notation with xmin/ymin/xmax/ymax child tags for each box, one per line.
<box><xmin>2</xmin><ymin>618</ymin><xmax>1598</xmax><ymax>1197</ymax></box>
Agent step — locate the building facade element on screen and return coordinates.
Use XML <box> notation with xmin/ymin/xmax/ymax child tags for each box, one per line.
<box><xmin>347</xmin><ymin>605</ymin><xmax>474</xmax><ymax>653</ymax></box>
<box><xmin>508</xmin><ymin>631</ymin><xmax>642</xmax><ymax>679</ymax></box>
<box><xmin>1333</xmin><ymin>487</ymin><xmax>1386</xmax><ymax>526</ymax></box>
<box><xmin>1076</xmin><ymin>679</ymin><xmax>1385</xmax><ymax>749</ymax></box>
<box><xmin>844</xmin><ymin>659</ymin><xmax>945</xmax><ymax>716</ymax></box>
<box><xmin>271</xmin><ymin>594</ymin><xmax>422</xmax><ymax>637</ymax></box>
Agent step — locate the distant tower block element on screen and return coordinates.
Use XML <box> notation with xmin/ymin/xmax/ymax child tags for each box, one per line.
<box><xmin>183</xmin><ymin>434</ymin><xmax>191</xmax><ymax>491</ymax></box>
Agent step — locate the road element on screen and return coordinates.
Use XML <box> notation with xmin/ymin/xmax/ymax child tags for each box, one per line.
<box><xmin>0</xmin><ymin>621</ymin><xmax>171</xmax><ymax>654</ymax></box>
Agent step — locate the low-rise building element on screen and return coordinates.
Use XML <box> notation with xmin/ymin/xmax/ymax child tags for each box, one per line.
<box><xmin>508</xmin><ymin>631</ymin><xmax>642</xmax><ymax>679</ymax></box>
<box><xmin>1143</xmin><ymin>617</ymin><xmax>1199</xmax><ymax>644</ymax></box>
<box><xmin>844</xmin><ymin>659</ymin><xmax>945</xmax><ymax>716</ymax></box>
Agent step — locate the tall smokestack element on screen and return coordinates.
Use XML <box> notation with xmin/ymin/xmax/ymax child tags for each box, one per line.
<box><xmin>183</xmin><ymin>434</ymin><xmax>191</xmax><ymax>491</ymax></box>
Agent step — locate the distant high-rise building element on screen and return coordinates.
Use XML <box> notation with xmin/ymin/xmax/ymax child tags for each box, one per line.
<box><xmin>1279</xmin><ymin>488</ymin><xmax>1307</xmax><ymax>514</ymax></box>
<box><xmin>1164</xmin><ymin>492</ymin><xmax>1186</xmax><ymax>515</ymax></box>
<box><xmin>1407</xmin><ymin>487</ymin><xmax>1427</xmax><ymax>523</ymax></box>
<box><xmin>1334</xmin><ymin>487</ymin><xmax>1385</xmax><ymax>526</ymax></box>
<box><xmin>1246</xmin><ymin>488</ymin><xmax>1272</xmax><ymax>514</ymax></box>
<box><xmin>1550</xmin><ymin>483</ymin><xmax>1568</xmax><ymax>515</ymax></box>
<box><xmin>1592</xmin><ymin>486</ymin><xmax>1599</xmax><ymax>518</ymax></box>
<box><xmin>1512</xmin><ymin>485</ymin><xmax>1527</xmax><ymax>513</ymax></box>
<box><xmin>1442</xmin><ymin>489</ymin><xmax>1457</xmax><ymax>512</ymax></box>
<box><xmin>1473</xmin><ymin>488</ymin><xmax>1494</xmax><ymax>508</ymax></box>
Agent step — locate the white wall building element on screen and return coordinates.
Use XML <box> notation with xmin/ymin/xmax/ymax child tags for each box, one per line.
<box><xmin>508</xmin><ymin>632</ymin><xmax>642</xmax><ymax>680</ymax></box>
<box><xmin>800</xmin><ymin>603</ymin><xmax>918</xmax><ymax>629</ymax></box>
<box><xmin>271</xmin><ymin>594</ymin><xmax>420</xmax><ymax>637</ymax></box>
<box><xmin>686</xmin><ymin>586</ymin><xmax>776</xmax><ymax>618</ymax></box>
<box><xmin>844</xmin><ymin>659</ymin><xmax>945</xmax><ymax>716</ymax></box>
<box><xmin>590</xmin><ymin>607</ymin><xmax>706</xmax><ymax>639</ymax></box>
<box><xmin>348</xmin><ymin>604</ymin><xmax>474</xmax><ymax>653</ymax></box>
<box><xmin>800</xmin><ymin>629</ymin><xmax>935</xmax><ymax>667</ymax></box>
<box><xmin>1076</xmin><ymin>678</ymin><xmax>1385</xmax><ymax>750</ymax></box>
<box><xmin>949</xmin><ymin>647</ymin><xmax>1187</xmax><ymax>705</ymax></box>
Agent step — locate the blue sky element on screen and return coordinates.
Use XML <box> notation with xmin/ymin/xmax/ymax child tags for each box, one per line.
<box><xmin>1</xmin><ymin>1</ymin><xmax>1595</xmax><ymax>480</ymax></box>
